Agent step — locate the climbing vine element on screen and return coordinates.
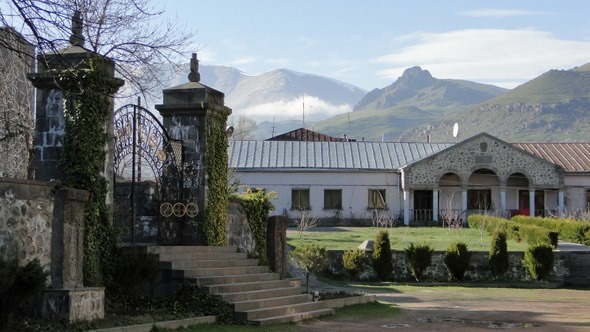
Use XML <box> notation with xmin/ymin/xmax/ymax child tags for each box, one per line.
<box><xmin>55</xmin><ymin>56</ymin><xmax>120</xmax><ymax>286</ymax></box>
<box><xmin>203</xmin><ymin>108</ymin><xmax>231</xmax><ymax>245</ymax></box>
<box><xmin>232</xmin><ymin>188</ymin><xmax>277</xmax><ymax>261</ymax></box>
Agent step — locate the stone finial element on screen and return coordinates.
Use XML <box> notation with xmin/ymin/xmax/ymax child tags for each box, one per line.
<box><xmin>69</xmin><ymin>10</ymin><xmax>85</xmax><ymax>47</ymax></box>
<box><xmin>188</xmin><ymin>53</ymin><xmax>201</xmax><ymax>82</ymax></box>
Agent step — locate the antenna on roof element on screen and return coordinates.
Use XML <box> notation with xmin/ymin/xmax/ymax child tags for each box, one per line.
<box><xmin>452</xmin><ymin>122</ymin><xmax>459</xmax><ymax>139</ymax></box>
<box><xmin>302</xmin><ymin>94</ymin><xmax>312</xmax><ymax>129</ymax></box>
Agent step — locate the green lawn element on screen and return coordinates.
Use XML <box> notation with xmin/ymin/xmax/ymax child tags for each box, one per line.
<box><xmin>287</xmin><ymin>226</ymin><xmax>530</xmax><ymax>252</ymax></box>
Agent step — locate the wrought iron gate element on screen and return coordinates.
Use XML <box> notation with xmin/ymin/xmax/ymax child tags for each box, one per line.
<box><xmin>113</xmin><ymin>103</ymin><xmax>186</xmax><ymax>244</ymax></box>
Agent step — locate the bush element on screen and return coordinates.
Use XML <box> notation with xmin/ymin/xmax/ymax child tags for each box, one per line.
<box><xmin>489</xmin><ymin>229</ymin><xmax>509</xmax><ymax>277</ymax></box>
<box><xmin>0</xmin><ymin>258</ymin><xmax>47</xmax><ymax>329</ymax></box>
<box><xmin>404</xmin><ymin>243</ymin><xmax>433</xmax><ymax>281</ymax></box>
<box><xmin>372</xmin><ymin>230</ymin><xmax>393</xmax><ymax>281</ymax></box>
<box><xmin>523</xmin><ymin>245</ymin><xmax>554</xmax><ymax>281</ymax></box>
<box><xmin>109</xmin><ymin>248</ymin><xmax>160</xmax><ymax>301</ymax></box>
<box><xmin>443</xmin><ymin>241</ymin><xmax>471</xmax><ymax>281</ymax></box>
<box><xmin>291</xmin><ymin>244</ymin><xmax>328</xmax><ymax>292</ymax></box>
<box><xmin>342</xmin><ymin>249</ymin><xmax>371</xmax><ymax>280</ymax></box>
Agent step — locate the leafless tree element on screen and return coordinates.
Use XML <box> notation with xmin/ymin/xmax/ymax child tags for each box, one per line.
<box><xmin>228</xmin><ymin>115</ymin><xmax>258</xmax><ymax>140</ymax></box>
<box><xmin>440</xmin><ymin>191</ymin><xmax>463</xmax><ymax>233</ymax></box>
<box><xmin>294</xmin><ymin>210</ymin><xmax>320</xmax><ymax>239</ymax></box>
<box><xmin>0</xmin><ymin>0</ymin><xmax>196</xmax><ymax>98</ymax></box>
<box><xmin>371</xmin><ymin>209</ymin><xmax>395</xmax><ymax>228</ymax></box>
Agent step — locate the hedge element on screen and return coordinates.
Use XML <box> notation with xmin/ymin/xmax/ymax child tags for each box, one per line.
<box><xmin>511</xmin><ymin>215</ymin><xmax>590</xmax><ymax>246</ymax></box>
<box><xmin>468</xmin><ymin>215</ymin><xmax>558</xmax><ymax>248</ymax></box>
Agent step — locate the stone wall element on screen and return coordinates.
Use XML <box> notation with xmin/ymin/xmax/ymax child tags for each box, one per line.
<box><xmin>328</xmin><ymin>249</ymin><xmax>569</xmax><ymax>282</ymax></box>
<box><xmin>227</xmin><ymin>199</ymin><xmax>255</xmax><ymax>254</ymax></box>
<box><xmin>405</xmin><ymin>134</ymin><xmax>562</xmax><ymax>188</ymax></box>
<box><xmin>0</xmin><ymin>178</ymin><xmax>54</xmax><ymax>275</ymax></box>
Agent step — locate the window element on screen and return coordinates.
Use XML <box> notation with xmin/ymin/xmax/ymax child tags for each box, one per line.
<box><xmin>468</xmin><ymin>189</ymin><xmax>491</xmax><ymax>210</ymax></box>
<box><xmin>587</xmin><ymin>190</ymin><xmax>590</xmax><ymax>210</ymax></box>
<box><xmin>292</xmin><ymin>189</ymin><xmax>310</xmax><ymax>210</ymax></box>
<box><xmin>324</xmin><ymin>189</ymin><xmax>342</xmax><ymax>210</ymax></box>
<box><xmin>368</xmin><ymin>189</ymin><xmax>386</xmax><ymax>209</ymax></box>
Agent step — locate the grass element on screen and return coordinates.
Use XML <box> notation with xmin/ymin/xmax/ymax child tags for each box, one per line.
<box><xmin>287</xmin><ymin>226</ymin><xmax>530</xmax><ymax>252</ymax></box>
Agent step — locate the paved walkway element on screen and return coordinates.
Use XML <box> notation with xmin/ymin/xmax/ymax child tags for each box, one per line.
<box><xmin>556</xmin><ymin>240</ymin><xmax>590</xmax><ymax>252</ymax></box>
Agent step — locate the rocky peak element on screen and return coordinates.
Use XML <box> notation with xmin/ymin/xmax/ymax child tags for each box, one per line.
<box><xmin>397</xmin><ymin>66</ymin><xmax>435</xmax><ymax>89</ymax></box>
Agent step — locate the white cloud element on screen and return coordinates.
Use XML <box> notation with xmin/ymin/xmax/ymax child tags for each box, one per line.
<box><xmin>229</xmin><ymin>56</ymin><xmax>257</xmax><ymax>66</ymax></box>
<box><xmin>375</xmin><ymin>29</ymin><xmax>590</xmax><ymax>88</ymax></box>
<box><xmin>235</xmin><ymin>96</ymin><xmax>352</xmax><ymax>122</ymax></box>
<box><xmin>459</xmin><ymin>8</ymin><xmax>542</xmax><ymax>18</ymax></box>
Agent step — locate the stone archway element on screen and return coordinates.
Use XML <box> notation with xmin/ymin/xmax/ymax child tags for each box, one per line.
<box><xmin>467</xmin><ymin>168</ymin><xmax>500</xmax><ymax>213</ymax></box>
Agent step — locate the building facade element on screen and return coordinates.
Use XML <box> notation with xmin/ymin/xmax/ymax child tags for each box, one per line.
<box><xmin>229</xmin><ymin>132</ymin><xmax>590</xmax><ymax>226</ymax></box>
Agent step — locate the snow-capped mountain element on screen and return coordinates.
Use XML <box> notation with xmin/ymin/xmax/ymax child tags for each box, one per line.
<box><xmin>126</xmin><ymin>63</ymin><xmax>367</xmax><ymax>125</ymax></box>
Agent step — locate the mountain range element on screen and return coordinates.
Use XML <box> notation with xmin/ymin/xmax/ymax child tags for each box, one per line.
<box><xmin>138</xmin><ymin>61</ymin><xmax>590</xmax><ymax>142</ymax></box>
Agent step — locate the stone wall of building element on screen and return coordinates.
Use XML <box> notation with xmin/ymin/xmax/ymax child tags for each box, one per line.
<box><xmin>405</xmin><ymin>134</ymin><xmax>562</xmax><ymax>188</ymax></box>
<box><xmin>327</xmin><ymin>249</ymin><xmax>569</xmax><ymax>282</ymax></box>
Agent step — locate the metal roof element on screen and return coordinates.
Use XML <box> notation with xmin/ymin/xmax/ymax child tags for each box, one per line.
<box><xmin>228</xmin><ymin>140</ymin><xmax>453</xmax><ymax>170</ymax></box>
<box><xmin>513</xmin><ymin>142</ymin><xmax>590</xmax><ymax>172</ymax></box>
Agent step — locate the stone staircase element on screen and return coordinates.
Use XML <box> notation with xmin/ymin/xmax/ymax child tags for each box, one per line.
<box><xmin>565</xmin><ymin>252</ymin><xmax>590</xmax><ymax>288</ymax></box>
<box><xmin>146</xmin><ymin>245</ymin><xmax>335</xmax><ymax>325</ymax></box>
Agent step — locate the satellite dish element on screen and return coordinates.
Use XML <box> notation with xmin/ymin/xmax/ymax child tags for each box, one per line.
<box><xmin>452</xmin><ymin>123</ymin><xmax>459</xmax><ymax>138</ymax></box>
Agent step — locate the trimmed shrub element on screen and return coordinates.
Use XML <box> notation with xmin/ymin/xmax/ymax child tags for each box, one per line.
<box><xmin>0</xmin><ymin>258</ymin><xmax>47</xmax><ymax>329</ymax></box>
<box><xmin>342</xmin><ymin>249</ymin><xmax>371</xmax><ymax>280</ymax></box>
<box><xmin>291</xmin><ymin>244</ymin><xmax>328</xmax><ymax>292</ymax></box>
<box><xmin>372</xmin><ymin>230</ymin><xmax>393</xmax><ymax>281</ymax></box>
<box><xmin>404</xmin><ymin>243</ymin><xmax>433</xmax><ymax>281</ymax></box>
<box><xmin>109</xmin><ymin>248</ymin><xmax>160</xmax><ymax>299</ymax></box>
<box><xmin>523</xmin><ymin>244</ymin><xmax>554</xmax><ymax>281</ymax></box>
<box><xmin>489</xmin><ymin>229</ymin><xmax>509</xmax><ymax>277</ymax></box>
<box><xmin>512</xmin><ymin>215</ymin><xmax>590</xmax><ymax>246</ymax></box>
<box><xmin>443</xmin><ymin>241</ymin><xmax>472</xmax><ymax>281</ymax></box>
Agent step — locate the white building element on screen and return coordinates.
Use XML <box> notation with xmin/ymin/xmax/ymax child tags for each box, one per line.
<box><xmin>228</xmin><ymin>131</ymin><xmax>590</xmax><ymax>226</ymax></box>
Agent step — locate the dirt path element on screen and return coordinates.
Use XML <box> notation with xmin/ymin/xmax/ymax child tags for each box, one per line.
<box><xmin>295</xmin><ymin>286</ymin><xmax>590</xmax><ymax>331</ymax></box>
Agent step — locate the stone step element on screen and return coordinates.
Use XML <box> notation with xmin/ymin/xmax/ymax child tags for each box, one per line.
<box><xmin>157</xmin><ymin>251</ymin><xmax>248</xmax><ymax>261</ymax></box>
<box><xmin>236</xmin><ymin>300</ymin><xmax>329</xmax><ymax>321</ymax></box>
<box><xmin>178</xmin><ymin>265</ymin><xmax>270</xmax><ymax>278</ymax></box>
<box><xmin>249</xmin><ymin>308</ymin><xmax>335</xmax><ymax>326</ymax></box>
<box><xmin>204</xmin><ymin>279</ymin><xmax>293</xmax><ymax>295</ymax></box>
<box><xmin>219</xmin><ymin>286</ymin><xmax>304</xmax><ymax>303</ymax></box>
<box><xmin>190</xmin><ymin>272</ymin><xmax>280</xmax><ymax>286</ymax></box>
<box><xmin>162</xmin><ymin>259</ymin><xmax>259</xmax><ymax>269</ymax></box>
<box><xmin>146</xmin><ymin>245</ymin><xmax>238</xmax><ymax>254</ymax></box>
<box><xmin>232</xmin><ymin>294</ymin><xmax>312</xmax><ymax>311</ymax></box>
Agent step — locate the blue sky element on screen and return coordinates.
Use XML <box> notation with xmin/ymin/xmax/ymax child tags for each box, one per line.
<box><xmin>163</xmin><ymin>0</ymin><xmax>590</xmax><ymax>91</ymax></box>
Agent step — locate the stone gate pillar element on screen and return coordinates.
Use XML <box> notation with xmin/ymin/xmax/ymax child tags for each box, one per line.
<box><xmin>27</xmin><ymin>11</ymin><xmax>123</xmax><ymax>207</ymax></box>
<box><xmin>155</xmin><ymin>53</ymin><xmax>232</xmax><ymax>244</ymax></box>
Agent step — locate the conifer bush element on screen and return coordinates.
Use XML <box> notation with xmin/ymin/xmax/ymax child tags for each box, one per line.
<box><xmin>404</xmin><ymin>243</ymin><xmax>433</xmax><ymax>281</ymax></box>
<box><xmin>372</xmin><ymin>230</ymin><xmax>393</xmax><ymax>281</ymax></box>
<box><xmin>443</xmin><ymin>241</ymin><xmax>471</xmax><ymax>281</ymax></box>
<box><xmin>342</xmin><ymin>249</ymin><xmax>371</xmax><ymax>280</ymax></box>
<box><xmin>489</xmin><ymin>229</ymin><xmax>509</xmax><ymax>278</ymax></box>
<box><xmin>523</xmin><ymin>244</ymin><xmax>554</xmax><ymax>281</ymax></box>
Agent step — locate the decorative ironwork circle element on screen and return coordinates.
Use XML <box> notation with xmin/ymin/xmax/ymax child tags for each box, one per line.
<box><xmin>185</xmin><ymin>203</ymin><xmax>199</xmax><ymax>217</ymax></box>
<box><xmin>173</xmin><ymin>202</ymin><xmax>185</xmax><ymax>217</ymax></box>
<box><xmin>160</xmin><ymin>202</ymin><xmax>173</xmax><ymax>217</ymax></box>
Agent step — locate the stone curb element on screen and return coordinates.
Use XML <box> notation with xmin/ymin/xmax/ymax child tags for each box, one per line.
<box><xmin>91</xmin><ymin>315</ymin><xmax>216</xmax><ymax>332</ymax></box>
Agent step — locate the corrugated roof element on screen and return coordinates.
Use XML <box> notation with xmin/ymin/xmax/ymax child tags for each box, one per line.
<box><xmin>266</xmin><ymin>127</ymin><xmax>350</xmax><ymax>141</ymax></box>
<box><xmin>228</xmin><ymin>141</ymin><xmax>452</xmax><ymax>170</ymax></box>
<box><xmin>513</xmin><ymin>142</ymin><xmax>590</xmax><ymax>172</ymax></box>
